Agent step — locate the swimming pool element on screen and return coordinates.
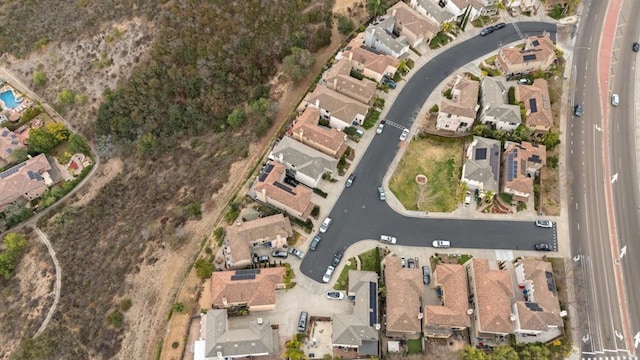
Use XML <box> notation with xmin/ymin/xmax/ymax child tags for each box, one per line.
<box><xmin>0</xmin><ymin>90</ymin><xmax>22</xmax><ymax>109</ymax></box>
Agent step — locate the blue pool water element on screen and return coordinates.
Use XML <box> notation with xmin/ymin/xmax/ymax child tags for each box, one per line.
<box><xmin>0</xmin><ymin>90</ymin><xmax>21</xmax><ymax>109</ymax></box>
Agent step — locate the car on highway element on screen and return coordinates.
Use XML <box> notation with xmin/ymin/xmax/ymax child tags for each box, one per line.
<box><xmin>378</xmin><ymin>186</ymin><xmax>386</xmax><ymax>201</ymax></box>
<box><xmin>432</xmin><ymin>240</ymin><xmax>451</xmax><ymax>248</ymax></box>
<box><xmin>422</xmin><ymin>266</ymin><xmax>431</xmax><ymax>285</ymax></box>
<box><xmin>535</xmin><ymin>220</ymin><xmax>553</xmax><ymax>228</ymax></box>
<box><xmin>611</xmin><ymin>94</ymin><xmax>619</xmax><ymax>106</ymax></box>
<box><xmin>494</xmin><ymin>22</ymin><xmax>506</xmax><ymax>29</ymax></box>
<box><xmin>380</xmin><ymin>235</ymin><xmax>397</xmax><ymax>244</ymax></box>
<box><xmin>322</xmin><ymin>265</ymin><xmax>335</xmax><ymax>283</ymax></box>
<box><xmin>399</xmin><ymin>128</ymin><xmax>410</xmax><ymax>141</ymax></box>
<box><xmin>288</xmin><ymin>247</ymin><xmax>305</xmax><ymax>259</ymax></box>
<box><xmin>319</xmin><ymin>217</ymin><xmax>332</xmax><ymax>233</ymax></box>
<box><xmin>309</xmin><ymin>235</ymin><xmax>321</xmax><ymax>251</ymax></box>
<box><xmin>534</xmin><ymin>242</ymin><xmax>552</xmax><ymax>251</ymax></box>
<box><xmin>479</xmin><ymin>26</ymin><xmax>495</xmax><ymax>36</ymax></box>
<box><xmin>272</xmin><ymin>250</ymin><xmax>289</xmax><ymax>258</ymax></box>
<box><xmin>332</xmin><ymin>249</ymin><xmax>344</xmax><ymax>267</ymax></box>
<box><xmin>633</xmin><ymin>42</ymin><xmax>640</xmax><ymax>52</ymax></box>
<box><xmin>346</xmin><ymin>174</ymin><xmax>356</xmax><ymax>188</ymax></box>
<box><xmin>574</xmin><ymin>104</ymin><xmax>583</xmax><ymax>117</ymax></box>
<box><xmin>326</xmin><ymin>291</ymin><xmax>344</xmax><ymax>300</ymax></box>
<box><xmin>376</xmin><ymin>123</ymin><xmax>384</xmax><ymax>134</ymax></box>
<box><xmin>253</xmin><ymin>254</ymin><xmax>270</xmax><ymax>264</ymax></box>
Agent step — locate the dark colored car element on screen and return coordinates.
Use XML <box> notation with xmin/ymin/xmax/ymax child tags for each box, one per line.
<box><xmin>574</xmin><ymin>104</ymin><xmax>583</xmax><ymax>117</ymax></box>
<box><xmin>381</xmin><ymin>75</ymin><xmax>397</xmax><ymax>89</ymax></box>
<box><xmin>494</xmin><ymin>22</ymin><xmax>506</xmax><ymax>29</ymax></box>
<box><xmin>346</xmin><ymin>174</ymin><xmax>356</xmax><ymax>188</ymax></box>
<box><xmin>271</xmin><ymin>250</ymin><xmax>289</xmax><ymax>258</ymax></box>
<box><xmin>407</xmin><ymin>258</ymin><xmax>416</xmax><ymax>269</ymax></box>
<box><xmin>633</xmin><ymin>42</ymin><xmax>640</xmax><ymax>52</ymax></box>
<box><xmin>309</xmin><ymin>235</ymin><xmax>321</xmax><ymax>251</ymax></box>
<box><xmin>535</xmin><ymin>243</ymin><xmax>552</xmax><ymax>251</ymax></box>
<box><xmin>480</xmin><ymin>26</ymin><xmax>495</xmax><ymax>36</ymax></box>
<box><xmin>332</xmin><ymin>249</ymin><xmax>345</xmax><ymax>267</ymax></box>
<box><xmin>422</xmin><ymin>266</ymin><xmax>431</xmax><ymax>285</ymax></box>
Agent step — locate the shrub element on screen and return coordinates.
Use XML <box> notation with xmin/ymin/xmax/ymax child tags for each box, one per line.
<box><xmin>311</xmin><ymin>205</ymin><xmax>320</xmax><ymax>218</ymax></box>
<box><xmin>107</xmin><ymin>310</ymin><xmax>123</xmax><ymax>328</ymax></box>
<box><xmin>171</xmin><ymin>342</ymin><xmax>179</xmax><ymax>349</ymax></box>
<box><xmin>120</xmin><ymin>298</ymin><xmax>132</xmax><ymax>312</ymax></box>
<box><xmin>0</xmin><ymin>233</ymin><xmax>28</xmax><ymax>280</ymax></box>
<box><xmin>429</xmin><ymin>104</ymin><xmax>439</xmax><ymax>113</ymax></box>
<box><xmin>337</xmin><ymin>15</ymin><xmax>355</xmax><ymax>35</ymax></box>
<box><xmin>547</xmin><ymin>156</ymin><xmax>559</xmax><ymax>168</ymax></box>
<box><xmin>313</xmin><ymin>188</ymin><xmax>328</xmax><ymax>198</ymax></box>
<box><xmin>173</xmin><ymin>302</ymin><xmax>185</xmax><ymax>313</ymax></box>
<box><xmin>195</xmin><ymin>258</ymin><xmax>215</xmax><ymax>279</ymax></box>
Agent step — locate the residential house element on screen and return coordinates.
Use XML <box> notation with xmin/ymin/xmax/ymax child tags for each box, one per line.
<box><xmin>496</xmin><ymin>33</ymin><xmax>557</xmax><ymax>76</ymax></box>
<box><xmin>516</xmin><ymin>78</ymin><xmax>553</xmax><ymax>137</ymax></box>
<box><xmin>252</xmin><ymin>161</ymin><xmax>315</xmax><ymax>221</ymax></box>
<box><xmin>210</xmin><ymin>267</ymin><xmax>286</xmax><ymax>312</ymax></box>
<box><xmin>269</xmin><ymin>136</ymin><xmax>338</xmax><ymax>188</ymax></box>
<box><xmin>302</xmin><ymin>86</ymin><xmax>370</xmax><ymax>129</ymax></box>
<box><xmin>0</xmin><ymin>127</ymin><xmax>26</xmax><ymax>165</ymax></box>
<box><xmin>289</xmin><ymin>107</ymin><xmax>348</xmax><ymax>159</ymax></box>
<box><xmin>387</xmin><ymin>1</ymin><xmax>439</xmax><ymax>49</ymax></box>
<box><xmin>339</xmin><ymin>37</ymin><xmax>400</xmax><ymax>82</ymax></box>
<box><xmin>409</xmin><ymin>0</ymin><xmax>456</xmax><ymax>25</ymax></box>
<box><xmin>424</xmin><ymin>264</ymin><xmax>471</xmax><ymax>338</ymax></box>
<box><xmin>512</xmin><ymin>258</ymin><xmax>564</xmax><ymax>342</ymax></box>
<box><xmin>501</xmin><ymin>141</ymin><xmax>546</xmax><ymax>202</ymax></box>
<box><xmin>436</xmin><ymin>74</ymin><xmax>480</xmax><ymax>132</ymax></box>
<box><xmin>424</xmin><ymin>0</ymin><xmax>498</xmax><ymax>23</ymax></box>
<box><xmin>461</xmin><ymin>136</ymin><xmax>501</xmax><ymax>196</ymax></box>
<box><xmin>0</xmin><ymin>153</ymin><xmax>52</xmax><ymax>210</ymax></box>
<box><xmin>466</xmin><ymin>258</ymin><xmax>515</xmax><ymax>346</ymax></box>
<box><xmin>322</xmin><ymin>59</ymin><xmax>377</xmax><ymax>105</ymax></box>
<box><xmin>480</xmin><ymin>77</ymin><xmax>522</xmax><ymax>132</ymax></box>
<box><xmin>364</xmin><ymin>17</ymin><xmax>410</xmax><ymax>58</ymax></box>
<box><xmin>222</xmin><ymin>214</ymin><xmax>293</xmax><ymax>270</ymax></box>
<box><xmin>384</xmin><ymin>256</ymin><xmax>423</xmax><ymax>339</ymax></box>
<box><xmin>332</xmin><ymin>270</ymin><xmax>379</xmax><ymax>356</ymax></box>
<box><xmin>503</xmin><ymin>0</ymin><xmax>539</xmax><ymax>13</ymax></box>
<box><xmin>193</xmin><ymin>309</ymin><xmax>279</xmax><ymax>360</ymax></box>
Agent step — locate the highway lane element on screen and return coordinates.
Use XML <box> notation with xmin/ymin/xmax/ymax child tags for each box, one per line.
<box><xmin>301</xmin><ymin>22</ymin><xmax>558</xmax><ymax>281</ymax></box>
<box><xmin>568</xmin><ymin>0</ymin><xmax>635</xmax><ymax>356</ymax></box>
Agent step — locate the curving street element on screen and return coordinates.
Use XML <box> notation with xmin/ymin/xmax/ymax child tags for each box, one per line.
<box><xmin>300</xmin><ymin>22</ymin><xmax>558</xmax><ymax>282</ymax></box>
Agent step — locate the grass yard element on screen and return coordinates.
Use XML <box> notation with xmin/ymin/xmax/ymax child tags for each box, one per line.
<box><xmin>359</xmin><ymin>247</ymin><xmax>381</xmax><ymax>274</ymax></box>
<box><xmin>334</xmin><ymin>258</ymin><xmax>357</xmax><ymax>291</ymax></box>
<box><xmin>407</xmin><ymin>338</ymin><xmax>423</xmax><ymax>354</ymax></box>
<box><xmin>389</xmin><ymin>134</ymin><xmax>464</xmax><ymax>212</ymax></box>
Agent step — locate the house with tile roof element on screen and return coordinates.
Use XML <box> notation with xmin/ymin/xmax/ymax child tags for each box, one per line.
<box><xmin>461</xmin><ymin>136</ymin><xmax>501</xmax><ymax>196</ymax></box>
<box><xmin>387</xmin><ymin>1</ymin><xmax>440</xmax><ymax>49</ymax></box>
<box><xmin>0</xmin><ymin>153</ymin><xmax>52</xmax><ymax>210</ymax></box>
<box><xmin>222</xmin><ymin>214</ymin><xmax>292</xmax><ymax>270</ymax></box>
<box><xmin>252</xmin><ymin>161</ymin><xmax>315</xmax><ymax>221</ymax></box>
<box><xmin>302</xmin><ymin>86</ymin><xmax>370</xmax><ymax>129</ymax></box>
<box><xmin>194</xmin><ymin>309</ymin><xmax>279</xmax><ymax>360</ymax></box>
<box><xmin>384</xmin><ymin>256</ymin><xmax>424</xmax><ymax>339</ymax></box>
<box><xmin>289</xmin><ymin>107</ymin><xmax>348</xmax><ymax>159</ymax></box>
<box><xmin>516</xmin><ymin>78</ymin><xmax>554</xmax><ymax>137</ymax></box>
<box><xmin>466</xmin><ymin>258</ymin><xmax>515</xmax><ymax>346</ymax></box>
<box><xmin>322</xmin><ymin>59</ymin><xmax>377</xmax><ymax>105</ymax></box>
<box><xmin>364</xmin><ymin>17</ymin><xmax>410</xmax><ymax>59</ymax></box>
<box><xmin>504</xmin><ymin>0</ymin><xmax>538</xmax><ymax>13</ymax></box>
<box><xmin>480</xmin><ymin>77</ymin><xmax>522</xmax><ymax>132</ymax></box>
<box><xmin>332</xmin><ymin>270</ymin><xmax>379</xmax><ymax>356</ymax></box>
<box><xmin>269</xmin><ymin>136</ymin><xmax>337</xmax><ymax>188</ymax></box>
<box><xmin>436</xmin><ymin>74</ymin><xmax>480</xmax><ymax>132</ymax></box>
<box><xmin>408</xmin><ymin>0</ymin><xmax>456</xmax><ymax>25</ymax></box>
<box><xmin>210</xmin><ymin>267</ymin><xmax>286</xmax><ymax>312</ymax></box>
<box><xmin>424</xmin><ymin>263</ymin><xmax>471</xmax><ymax>338</ymax></box>
<box><xmin>496</xmin><ymin>33</ymin><xmax>557</xmax><ymax>77</ymax></box>
<box><xmin>501</xmin><ymin>141</ymin><xmax>546</xmax><ymax>203</ymax></box>
<box><xmin>339</xmin><ymin>37</ymin><xmax>400</xmax><ymax>82</ymax></box>
<box><xmin>0</xmin><ymin>127</ymin><xmax>26</xmax><ymax>165</ymax></box>
<box><xmin>512</xmin><ymin>258</ymin><xmax>564</xmax><ymax>342</ymax></box>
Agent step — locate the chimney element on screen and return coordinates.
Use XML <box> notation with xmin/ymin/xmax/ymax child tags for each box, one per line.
<box><xmin>348</xmin><ymin>51</ymin><xmax>353</xmax><ymax>61</ymax></box>
<box><xmin>333</xmin><ymin>78</ymin><xmax>338</xmax><ymax>89</ymax></box>
<box><xmin>257</xmin><ymin>318</ymin><xmax>263</xmax><ymax>324</ymax></box>
<box><xmin>510</xmin><ymin>313</ymin><xmax>517</xmax><ymax>321</ymax></box>
<box><xmin>315</xmin><ymin>99</ymin><xmax>320</xmax><ymax>109</ymax></box>
<box><xmin>392</xmin><ymin>9</ymin><xmax>397</xmax><ymax>17</ymax></box>
<box><xmin>279</xmin><ymin>153</ymin><xmax>284</xmax><ymax>163</ymax></box>
<box><xmin>222</xmin><ymin>297</ymin><xmax>228</xmax><ymax>307</ymax></box>
<box><xmin>467</xmin><ymin>308</ymin><xmax>474</xmax><ymax>315</ymax></box>
<box><xmin>236</xmin><ymin>220</ymin><xmax>242</xmax><ymax>227</ymax></box>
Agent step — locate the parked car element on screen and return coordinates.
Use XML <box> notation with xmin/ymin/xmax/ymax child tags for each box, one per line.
<box><xmin>322</xmin><ymin>265</ymin><xmax>335</xmax><ymax>283</ymax></box>
<box><xmin>319</xmin><ymin>217</ymin><xmax>332</xmax><ymax>233</ymax></box>
<box><xmin>326</xmin><ymin>291</ymin><xmax>345</xmax><ymax>300</ymax></box>
<box><xmin>272</xmin><ymin>250</ymin><xmax>289</xmax><ymax>258</ymax></box>
<box><xmin>288</xmin><ymin>247</ymin><xmax>305</xmax><ymax>259</ymax></box>
<box><xmin>612</xmin><ymin>94</ymin><xmax>619</xmax><ymax>106</ymax></box>
<box><xmin>346</xmin><ymin>174</ymin><xmax>356</xmax><ymax>188</ymax></box>
<box><xmin>253</xmin><ymin>254</ymin><xmax>270</xmax><ymax>264</ymax></box>
<box><xmin>494</xmin><ymin>22</ymin><xmax>506</xmax><ymax>29</ymax></box>
<box><xmin>432</xmin><ymin>240</ymin><xmax>451</xmax><ymax>248</ymax></box>
<box><xmin>401</xmin><ymin>257</ymin><xmax>407</xmax><ymax>268</ymax></box>
<box><xmin>535</xmin><ymin>220</ymin><xmax>553</xmax><ymax>228</ymax></box>
<box><xmin>399</xmin><ymin>128</ymin><xmax>410</xmax><ymax>141</ymax></box>
<box><xmin>376</xmin><ymin>123</ymin><xmax>384</xmax><ymax>134</ymax></box>
<box><xmin>464</xmin><ymin>192</ymin><xmax>471</xmax><ymax>206</ymax></box>
<box><xmin>297</xmin><ymin>311</ymin><xmax>308</xmax><ymax>332</ymax></box>
<box><xmin>381</xmin><ymin>76</ymin><xmax>397</xmax><ymax>89</ymax></box>
<box><xmin>332</xmin><ymin>249</ymin><xmax>344</xmax><ymax>267</ymax></box>
<box><xmin>480</xmin><ymin>26</ymin><xmax>495</xmax><ymax>36</ymax></box>
<box><xmin>535</xmin><ymin>242</ymin><xmax>552</xmax><ymax>251</ymax></box>
<box><xmin>407</xmin><ymin>258</ymin><xmax>416</xmax><ymax>268</ymax></box>
<box><xmin>633</xmin><ymin>42</ymin><xmax>639</xmax><ymax>52</ymax></box>
<box><xmin>422</xmin><ymin>266</ymin><xmax>431</xmax><ymax>285</ymax></box>
<box><xmin>574</xmin><ymin>104</ymin><xmax>583</xmax><ymax>117</ymax></box>
<box><xmin>380</xmin><ymin>235</ymin><xmax>397</xmax><ymax>244</ymax></box>
<box><xmin>309</xmin><ymin>235</ymin><xmax>321</xmax><ymax>251</ymax></box>
<box><xmin>378</xmin><ymin>187</ymin><xmax>386</xmax><ymax>201</ymax></box>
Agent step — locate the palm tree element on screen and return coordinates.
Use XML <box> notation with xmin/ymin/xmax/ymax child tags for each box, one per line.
<box><xmin>366</xmin><ymin>0</ymin><xmax>388</xmax><ymax>20</ymax></box>
<box><xmin>440</xmin><ymin>21</ymin><xmax>455</xmax><ymax>34</ymax></box>
<box><xmin>396</xmin><ymin>59</ymin><xmax>410</xmax><ymax>75</ymax></box>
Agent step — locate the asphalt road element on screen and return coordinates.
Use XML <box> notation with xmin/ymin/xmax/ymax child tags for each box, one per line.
<box><xmin>300</xmin><ymin>21</ymin><xmax>558</xmax><ymax>282</ymax></box>
<box><xmin>567</xmin><ymin>0</ymin><xmax>637</xmax><ymax>356</ymax></box>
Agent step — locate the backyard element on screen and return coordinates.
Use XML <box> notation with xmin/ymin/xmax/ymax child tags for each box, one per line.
<box><xmin>389</xmin><ymin>134</ymin><xmax>464</xmax><ymax>212</ymax></box>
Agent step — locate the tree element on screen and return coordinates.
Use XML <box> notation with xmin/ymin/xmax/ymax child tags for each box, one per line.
<box><xmin>366</xmin><ymin>0</ymin><xmax>388</xmax><ymax>19</ymax></box>
<box><xmin>282</xmin><ymin>336</ymin><xmax>307</xmax><ymax>360</ymax></box>
<box><xmin>282</xmin><ymin>47</ymin><xmax>316</xmax><ymax>83</ymax></box>
<box><xmin>226</xmin><ymin>108</ymin><xmax>246</xmax><ymax>129</ymax></box>
<box><xmin>0</xmin><ymin>233</ymin><xmax>28</xmax><ymax>280</ymax></box>
<box><xmin>459</xmin><ymin>345</ymin><xmax>488</xmax><ymax>360</ymax></box>
<box><xmin>57</xmin><ymin>88</ymin><xmax>76</xmax><ymax>105</ymax></box>
<box><xmin>492</xmin><ymin>346</ymin><xmax>519</xmax><ymax>360</ymax></box>
<box><xmin>440</xmin><ymin>21</ymin><xmax>455</xmax><ymax>33</ymax></box>
<box><xmin>397</xmin><ymin>59</ymin><xmax>410</xmax><ymax>75</ymax></box>
<box><xmin>33</xmin><ymin>70</ymin><xmax>47</xmax><ymax>87</ymax></box>
<box><xmin>517</xmin><ymin>343</ymin><xmax>551</xmax><ymax>360</ymax></box>
<box><xmin>9</xmin><ymin>147</ymin><xmax>29</xmax><ymax>163</ymax></box>
<box><xmin>543</xmin><ymin>130</ymin><xmax>560</xmax><ymax>151</ymax></box>
<box><xmin>27</xmin><ymin>127</ymin><xmax>59</xmax><ymax>154</ymax></box>
<box><xmin>195</xmin><ymin>258</ymin><xmax>214</xmax><ymax>279</ymax></box>
<box><xmin>337</xmin><ymin>15</ymin><xmax>355</xmax><ymax>35</ymax></box>
<box><xmin>46</xmin><ymin>122</ymin><xmax>70</xmax><ymax>142</ymax></box>
<box><xmin>68</xmin><ymin>133</ymin><xmax>91</xmax><ymax>155</ymax></box>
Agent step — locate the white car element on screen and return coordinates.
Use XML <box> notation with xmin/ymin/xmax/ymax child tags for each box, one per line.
<box><xmin>319</xmin><ymin>217</ymin><xmax>332</xmax><ymax>233</ymax></box>
<box><xmin>612</xmin><ymin>94</ymin><xmax>619</xmax><ymax>106</ymax></box>
<box><xmin>399</xmin><ymin>128</ymin><xmax>410</xmax><ymax>141</ymax></box>
<box><xmin>380</xmin><ymin>235</ymin><xmax>397</xmax><ymax>244</ymax></box>
<box><xmin>464</xmin><ymin>192</ymin><xmax>471</xmax><ymax>206</ymax></box>
<box><xmin>326</xmin><ymin>291</ymin><xmax>345</xmax><ymax>300</ymax></box>
<box><xmin>378</xmin><ymin>187</ymin><xmax>386</xmax><ymax>201</ymax></box>
<box><xmin>432</xmin><ymin>240</ymin><xmax>451</xmax><ymax>248</ymax></box>
<box><xmin>322</xmin><ymin>265</ymin><xmax>335</xmax><ymax>283</ymax></box>
<box><xmin>288</xmin><ymin>247</ymin><xmax>305</xmax><ymax>259</ymax></box>
<box><xmin>535</xmin><ymin>220</ymin><xmax>553</xmax><ymax>228</ymax></box>
<box><xmin>376</xmin><ymin>123</ymin><xmax>384</xmax><ymax>134</ymax></box>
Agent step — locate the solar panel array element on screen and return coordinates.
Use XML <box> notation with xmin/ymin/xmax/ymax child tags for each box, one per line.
<box><xmin>529</xmin><ymin>98</ymin><xmax>538</xmax><ymax>113</ymax></box>
<box><xmin>523</xmin><ymin>54</ymin><xmax>537</xmax><ymax>61</ymax></box>
<box><xmin>532</xmin><ymin>40</ymin><xmax>540</xmax><ymax>46</ymax></box>
<box><xmin>230</xmin><ymin>269</ymin><xmax>261</xmax><ymax>281</ymax></box>
<box><xmin>475</xmin><ymin>148</ymin><xmax>487</xmax><ymax>160</ymax></box>
<box><xmin>258</xmin><ymin>164</ymin><xmax>274</xmax><ymax>182</ymax></box>
<box><xmin>545</xmin><ymin>271</ymin><xmax>557</xmax><ymax>294</ymax></box>
<box><xmin>490</xmin><ymin>145</ymin><xmax>500</xmax><ymax>180</ymax></box>
<box><xmin>274</xmin><ymin>181</ymin><xmax>296</xmax><ymax>195</ymax></box>
<box><xmin>0</xmin><ymin>162</ymin><xmax>27</xmax><ymax>179</ymax></box>
<box><xmin>369</xmin><ymin>281</ymin><xmax>377</xmax><ymax>326</ymax></box>
<box><xmin>525</xmin><ymin>302</ymin><xmax>543</xmax><ymax>312</ymax></box>
<box><xmin>1</xmin><ymin>130</ymin><xmax>8</xmax><ymax>137</ymax></box>
<box><xmin>506</xmin><ymin>153</ymin><xmax>518</xmax><ymax>181</ymax></box>
<box><xmin>27</xmin><ymin>171</ymin><xmax>44</xmax><ymax>181</ymax></box>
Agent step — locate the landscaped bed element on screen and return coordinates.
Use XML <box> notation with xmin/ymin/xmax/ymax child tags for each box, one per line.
<box><xmin>389</xmin><ymin>134</ymin><xmax>464</xmax><ymax>212</ymax></box>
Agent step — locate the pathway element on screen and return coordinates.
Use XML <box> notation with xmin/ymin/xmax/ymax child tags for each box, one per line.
<box><xmin>33</xmin><ymin>226</ymin><xmax>61</xmax><ymax>338</ymax></box>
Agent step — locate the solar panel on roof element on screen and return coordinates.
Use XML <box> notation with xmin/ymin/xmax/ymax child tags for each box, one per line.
<box><xmin>545</xmin><ymin>271</ymin><xmax>557</xmax><ymax>294</ymax></box>
<box><xmin>0</xmin><ymin>162</ymin><xmax>27</xmax><ymax>179</ymax></box>
<box><xmin>230</xmin><ymin>273</ymin><xmax>256</xmax><ymax>281</ymax></box>
<box><xmin>369</xmin><ymin>281</ymin><xmax>377</xmax><ymax>326</ymax></box>
<box><xmin>236</xmin><ymin>269</ymin><xmax>260</xmax><ymax>275</ymax></box>
<box><xmin>523</xmin><ymin>54</ymin><xmax>537</xmax><ymax>61</ymax></box>
<box><xmin>6</xmin><ymin>148</ymin><xmax>12</xmax><ymax>154</ymax></box>
<box><xmin>274</xmin><ymin>181</ymin><xmax>296</xmax><ymax>195</ymax></box>
<box><xmin>490</xmin><ymin>145</ymin><xmax>500</xmax><ymax>180</ymax></box>
<box><xmin>532</xmin><ymin>40</ymin><xmax>540</xmax><ymax>46</ymax></box>
<box><xmin>529</xmin><ymin>98</ymin><xmax>538</xmax><ymax>113</ymax></box>
<box><xmin>258</xmin><ymin>164</ymin><xmax>275</xmax><ymax>182</ymax></box>
<box><xmin>525</xmin><ymin>302</ymin><xmax>543</xmax><ymax>312</ymax></box>
<box><xmin>475</xmin><ymin>148</ymin><xmax>487</xmax><ymax>160</ymax></box>
<box><xmin>1</xmin><ymin>130</ymin><xmax>8</xmax><ymax>137</ymax></box>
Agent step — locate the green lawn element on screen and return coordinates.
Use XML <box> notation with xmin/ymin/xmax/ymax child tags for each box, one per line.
<box><xmin>333</xmin><ymin>258</ymin><xmax>357</xmax><ymax>291</ymax></box>
<box><xmin>359</xmin><ymin>247</ymin><xmax>381</xmax><ymax>274</ymax></box>
<box><xmin>389</xmin><ymin>135</ymin><xmax>464</xmax><ymax>212</ymax></box>
<box><xmin>407</xmin><ymin>338</ymin><xmax>423</xmax><ymax>354</ymax></box>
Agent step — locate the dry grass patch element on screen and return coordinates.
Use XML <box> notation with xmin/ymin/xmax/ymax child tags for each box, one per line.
<box><xmin>389</xmin><ymin>135</ymin><xmax>464</xmax><ymax>212</ymax></box>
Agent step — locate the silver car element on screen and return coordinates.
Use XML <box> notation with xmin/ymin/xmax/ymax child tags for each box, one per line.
<box><xmin>380</xmin><ymin>235</ymin><xmax>397</xmax><ymax>244</ymax></box>
<box><xmin>535</xmin><ymin>220</ymin><xmax>553</xmax><ymax>228</ymax></box>
<box><xmin>399</xmin><ymin>128</ymin><xmax>410</xmax><ymax>141</ymax></box>
<box><xmin>378</xmin><ymin>187</ymin><xmax>386</xmax><ymax>201</ymax></box>
<box><xmin>319</xmin><ymin>217</ymin><xmax>332</xmax><ymax>233</ymax></box>
<box><xmin>376</xmin><ymin>123</ymin><xmax>384</xmax><ymax>134</ymax></box>
<box><xmin>322</xmin><ymin>266</ymin><xmax>335</xmax><ymax>283</ymax></box>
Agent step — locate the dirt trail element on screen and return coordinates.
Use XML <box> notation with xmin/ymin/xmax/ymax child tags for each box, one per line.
<box><xmin>32</xmin><ymin>227</ymin><xmax>61</xmax><ymax>338</ymax></box>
